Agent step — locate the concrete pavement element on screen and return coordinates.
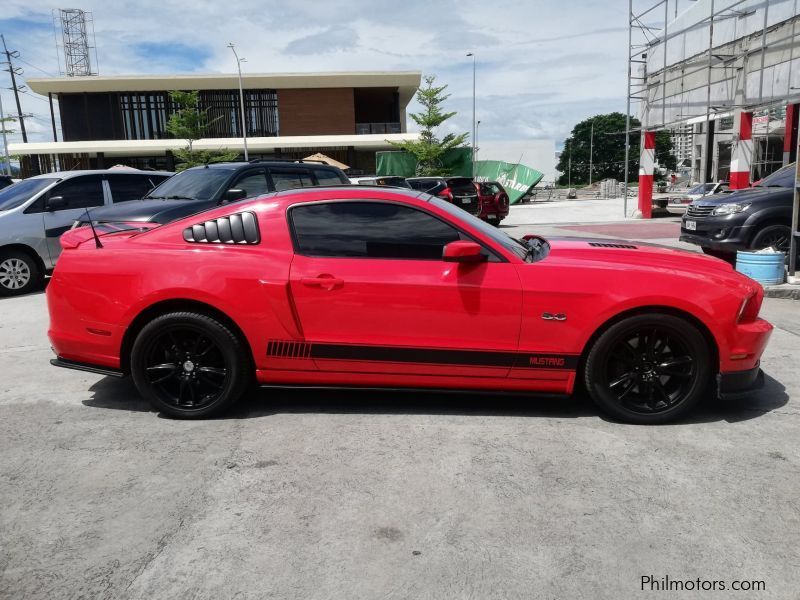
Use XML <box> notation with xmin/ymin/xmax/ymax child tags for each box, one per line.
<box><xmin>1</xmin><ymin>291</ymin><xmax>798</xmax><ymax>599</ymax></box>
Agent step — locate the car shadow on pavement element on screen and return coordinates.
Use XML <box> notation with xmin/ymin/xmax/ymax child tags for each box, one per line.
<box><xmin>82</xmin><ymin>371</ymin><xmax>789</xmax><ymax>425</ymax></box>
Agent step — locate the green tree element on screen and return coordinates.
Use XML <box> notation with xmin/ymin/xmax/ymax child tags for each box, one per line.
<box><xmin>1</xmin><ymin>115</ymin><xmax>15</xmax><ymax>135</ymax></box>
<box><xmin>389</xmin><ymin>75</ymin><xmax>468</xmax><ymax>176</ymax></box>
<box><xmin>556</xmin><ymin>113</ymin><xmax>676</xmax><ymax>186</ymax></box>
<box><xmin>166</xmin><ymin>90</ymin><xmax>238</xmax><ymax>171</ymax></box>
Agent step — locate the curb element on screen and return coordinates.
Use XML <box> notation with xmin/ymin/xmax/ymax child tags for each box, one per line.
<box><xmin>763</xmin><ymin>285</ymin><xmax>800</xmax><ymax>300</ymax></box>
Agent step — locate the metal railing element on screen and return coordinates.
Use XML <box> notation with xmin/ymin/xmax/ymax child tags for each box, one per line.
<box><xmin>356</xmin><ymin>122</ymin><xmax>402</xmax><ymax>135</ymax></box>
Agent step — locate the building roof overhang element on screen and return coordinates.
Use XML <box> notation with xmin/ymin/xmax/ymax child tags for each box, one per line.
<box><xmin>27</xmin><ymin>71</ymin><xmax>422</xmax><ymax>107</ymax></box>
<box><xmin>8</xmin><ymin>133</ymin><xmax>419</xmax><ymax>157</ymax></box>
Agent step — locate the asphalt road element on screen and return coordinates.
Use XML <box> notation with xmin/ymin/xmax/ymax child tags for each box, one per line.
<box><xmin>1</xmin><ymin>291</ymin><xmax>799</xmax><ymax>599</ymax></box>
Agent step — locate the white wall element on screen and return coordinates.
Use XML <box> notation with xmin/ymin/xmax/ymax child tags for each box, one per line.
<box><xmin>477</xmin><ymin>139</ymin><xmax>558</xmax><ymax>182</ymax></box>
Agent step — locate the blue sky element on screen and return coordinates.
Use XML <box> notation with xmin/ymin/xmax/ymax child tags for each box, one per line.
<box><xmin>0</xmin><ymin>1</ymin><xmax>654</xmax><ymax>148</ymax></box>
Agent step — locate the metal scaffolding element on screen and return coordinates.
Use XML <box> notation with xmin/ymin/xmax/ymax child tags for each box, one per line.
<box><xmin>54</xmin><ymin>9</ymin><xmax>98</xmax><ymax>77</ymax></box>
<box><xmin>624</xmin><ymin>0</ymin><xmax>800</xmax><ymax>213</ymax></box>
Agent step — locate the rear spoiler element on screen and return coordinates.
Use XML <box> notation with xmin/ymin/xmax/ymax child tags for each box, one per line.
<box><xmin>60</xmin><ymin>222</ymin><xmax>159</xmax><ymax>249</ymax></box>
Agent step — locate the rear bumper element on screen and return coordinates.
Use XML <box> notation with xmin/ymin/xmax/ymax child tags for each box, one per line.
<box><xmin>51</xmin><ymin>357</ymin><xmax>124</xmax><ymax>378</ymax></box>
<box><xmin>717</xmin><ymin>365</ymin><xmax>763</xmax><ymax>399</ymax></box>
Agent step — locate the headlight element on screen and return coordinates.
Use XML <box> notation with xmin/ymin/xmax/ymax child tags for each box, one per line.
<box><xmin>712</xmin><ymin>202</ymin><xmax>751</xmax><ymax>216</ymax></box>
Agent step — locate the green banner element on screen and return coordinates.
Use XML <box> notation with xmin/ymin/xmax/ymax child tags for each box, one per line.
<box><xmin>474</xmin><ymin>160</ymin><xmax>544</xmax><ymax>204</ymax></box>
<box><xmin>376</xmin><ymin>152</ymin><xmax>543</xmax><ymax>204</ymax></box>
<box><xmin>376</xmin><ymin>148</ymin><xmax>473</xmax><ymax>178</ymax></box>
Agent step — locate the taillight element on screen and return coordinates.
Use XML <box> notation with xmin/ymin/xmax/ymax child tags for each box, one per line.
<box><xmin>438</xmin><ymin>188</ymin><xmax>453</xmax><ymax>201</ymax></box>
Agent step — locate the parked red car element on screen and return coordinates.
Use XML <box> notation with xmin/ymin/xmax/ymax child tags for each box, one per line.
<box><xmin>48</xmin><ymin>186</ymin><xmax>772</xmax><ymax>424</ymax></box>
<box><xmin>406</xmin><ymin>177</ymin><xmax>480</xmax><ymax>216</ymax></box>
<box><xmin>475</xmin><ymin>181</ymin><xmax>510</xmax><ymax>224</ymax></box>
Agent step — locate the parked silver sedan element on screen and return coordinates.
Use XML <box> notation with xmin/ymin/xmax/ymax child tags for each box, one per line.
<box><xmin>666</xmin><ymin>181</ymin><xmax>729</xmax><ymax>215</ymax></box>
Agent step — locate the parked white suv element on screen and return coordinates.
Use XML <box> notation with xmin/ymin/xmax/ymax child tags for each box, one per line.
<box><xmin>0</xmin><ymin>169</ymin><xmax>171</xmax><ymax>296</ymax></box>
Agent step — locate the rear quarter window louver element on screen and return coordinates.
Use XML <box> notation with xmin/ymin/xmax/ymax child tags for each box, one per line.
<box><xmin>588</xmin><ymin>242</ymin><xmax>638</xmax><ymax>249</ymax></box>
<box><xmin>183</xmin><ymin>211</ymin><xmax>260</xmax><ymax>244</ymax></box>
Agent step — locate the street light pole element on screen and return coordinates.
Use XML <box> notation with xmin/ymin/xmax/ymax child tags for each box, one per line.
<box><xmin>466</xmin><ymin>52</ymin><xmax>476</xmax><ymax>177</ymax></box>
<box><xmin>0</xmin><ymin>93</ymin><xmax>12</xmax><ymax>176</ymax></box>
<box><xmin>476</xmin><ymin>120</ymin><xmax>481</xmax><ymax>163</ymax></box>
<box><xmin>589</xmin><ymin>119</ymin><xmax>595</xmax><ymax>186</ymax></box>
<box><xmin>227</xmin><ymin>43</ymin><xmax>249</xmax><ymax>161</ymax></box>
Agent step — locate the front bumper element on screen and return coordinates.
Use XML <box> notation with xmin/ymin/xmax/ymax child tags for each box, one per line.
<box><xmin>679</xmin><ymin>218</ymin><xmax>753</xmax><ymax>252</ymax></box>
<box><xmin>717</xmin><ymin>365</ymin><xmax>764</xmax><ymax>400</ymax></box>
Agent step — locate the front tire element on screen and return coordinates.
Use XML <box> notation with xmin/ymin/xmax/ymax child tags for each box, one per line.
<box><xmin>0</xmin><ymin>250</ymin><xmax>41</xmax><ymax>297</ymax></box>
<box><xmin>750</xmin><ymin>224</ymin><xmax>792</xmax><ymax>254</ymax></box>
<box><xmin>583</xmin><ymin>313</ymin><xmax>710</xmax><ymax>424</ymax></box>
<box><xmin>130</xmin><ymin>312</ymin><xmax>253</xmax><ymax>419</ymax></box>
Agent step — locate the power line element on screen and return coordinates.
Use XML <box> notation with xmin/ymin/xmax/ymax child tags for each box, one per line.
<box><xmin>16</xmin><ymin>57</ymin><xmax>58</xmax><ymax>78</ymax></box>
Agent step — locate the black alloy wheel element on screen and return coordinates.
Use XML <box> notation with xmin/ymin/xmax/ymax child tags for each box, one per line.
<box><xmin>584</xmin><ymin>313</ymin><xmax>710</xmax><ymax>424</ymax></box>
<box><xmin>131</xmin><ymin>312</ymin><xmax>252</xmax><ymax>418</ymax></box>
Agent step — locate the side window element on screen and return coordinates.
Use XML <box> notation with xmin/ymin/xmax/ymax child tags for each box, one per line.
<box><xmin>48</xmin><ymin>176</ymin><xmax>104</xmax><ymax>210</ymax></box>
<box><xmin>312</xmin><ymin>168</ymin><xmax>346</xmax><ymax>186</ymax></box>
<box><xmin>290</xmin><ymin>201</ymin><xmax>462</xmax><ymax>260</ymax></box>
<box><xmin>232</xmin><ymin>170</ymin><xmax>269</xmax><ymax>198</ymax></box>
<box><xmin>107</xmin><ymin>174</ymin><xmax>158</xmax><ymax>203</ymax></box>
<box><xmin>270</xmin><ymin>169</ymin><xmax>314</xmax><ymax>191</ymax></box>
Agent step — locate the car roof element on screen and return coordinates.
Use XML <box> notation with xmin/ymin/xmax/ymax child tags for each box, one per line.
<box><xmin>28</xmin><ymin>169</ymin><xmax>173</xmax><ymax>179</ymax></box>
<box><xmin>256</xmin><ymin>185</ymin><xmax>429</xmax><ymax>205</ymax></box>
<box><xmin>185</xmin><ymin>161</ymin><xmax>344</xmax><ymax>172</ymax></box>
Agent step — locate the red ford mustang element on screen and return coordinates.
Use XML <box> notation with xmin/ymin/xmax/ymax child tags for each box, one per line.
<box><xmin>47</xmin><ymin>186</ymin><xmax>772</xmax><ymax>423</ymax></box>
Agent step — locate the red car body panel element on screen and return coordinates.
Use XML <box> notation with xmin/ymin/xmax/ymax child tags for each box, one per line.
<box><xmin>475</xmin><ymin>182</ymin><xmax>510</xmax><ymax>221</ymax></box>
<box><xmin>48</xmin><ymin>187</ymin><xmax>772</xmax><ymax>398</ymax></box>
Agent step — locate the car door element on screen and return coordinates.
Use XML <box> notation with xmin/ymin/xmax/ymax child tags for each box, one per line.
<box><xmin>268</xmin><ymin>167</ymin><xmax>314</xmax><ymax>191</ymax></box>
<box><xmin>106</xmin><ymin>173</ymin><xmax>165</xmax><ymax>204</ymax></box>
<box><xmin>40</xmin><ymin>175</ymin><xmax>106</xmax><ymax>263</ymax></box>
<box><xmin>287</xmin><ymin>200</ymin><xmax>522</xmax><ymax>378</ymax></box>
<box><xmin>229</xmin><ymin>168</ymin><xmax>269</xmax><ymax>199</ymax></box>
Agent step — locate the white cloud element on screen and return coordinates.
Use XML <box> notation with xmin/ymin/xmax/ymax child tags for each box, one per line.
<box><xmin>1</xmin><ymin>0</ymin><xmax>634</xmax><ymax>153</ymax></box>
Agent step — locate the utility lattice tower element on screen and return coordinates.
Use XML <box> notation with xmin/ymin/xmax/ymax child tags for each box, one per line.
<box><xmin>54</xmin><ymin>8</ymin><xmax>98</xmax><ymax>77</ymax></box>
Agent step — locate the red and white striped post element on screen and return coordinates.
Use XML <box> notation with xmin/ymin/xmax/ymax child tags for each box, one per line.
<box><xmin>637</xmin><ymin>130</ymin><xmax>656</xmax><ymax>219</ymax></box>
<box><xmin>783</xmin><ymin>103</ymin><xmax>798</xmax><ymax>166</ymax></box>
<box><xmin>729</xmin><ymin>111</ymin><xmax>753</xmax><ymax>189</ymax></box>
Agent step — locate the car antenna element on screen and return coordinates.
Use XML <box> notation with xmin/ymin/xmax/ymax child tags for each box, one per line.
<box><xmin>83</xmin><ymin>207</ymin><xmax>103</xmax><ymax>249</ymax></box>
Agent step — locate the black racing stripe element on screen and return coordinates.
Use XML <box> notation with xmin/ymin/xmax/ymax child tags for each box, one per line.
<box><xmin>305</xmin><ymin>342</ymin><xmax>577</xmax><ymax>370</ymax></box>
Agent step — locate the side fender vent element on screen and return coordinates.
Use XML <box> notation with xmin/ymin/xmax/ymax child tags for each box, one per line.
<box><xmin>267</xmin><ymin>340</ymin><xmax>312</xmax><ymax>359</ymax></box>
<box><xmin>183</xmin><ymin>211</ymin><xmax>260</xmax><ymax>244</ymax></box>
<box><xmin>588</xmin><ymin>242</ymin><xmax>638</xmax><ymax>249</ymax></box>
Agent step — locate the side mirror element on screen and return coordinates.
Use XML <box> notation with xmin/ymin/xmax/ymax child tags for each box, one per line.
<box><xmin>221</xmin><ymin>188</ymin><xmax>247</xmax><ymax>203</ymax></box>
<box><xmin>443</xmin><ymin>240</ymin><xmax>486</xmax><ymax>263</ymax></box>
<box><xmin>46</xmin><ymin>196</ymin><xmax>67</xmax><ymax>211</ymax></box>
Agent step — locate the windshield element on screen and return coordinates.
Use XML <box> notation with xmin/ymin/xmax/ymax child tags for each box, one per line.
<box><xmin>0</xmin><ymin>178</ymin><xmax>57</xmax><ymax>211</ymax></box>
<box><xmin>754</xmin><ymin>163</ymin><xmax>795</xmax><ymax>188</ymax></box>
<box><xmin>145</xmin><ymin>168</ymin><xmax>233</xmax><ymax>201</ymax></box>
<box><xmin>429</xmin><ymin>196</ymin><xmax>531</xmax><ymax>260</ymax></box>
<box><xmin>688</xmin><ymin>183</ymin><xmax>715</xmax><ymax>195</ymax></box>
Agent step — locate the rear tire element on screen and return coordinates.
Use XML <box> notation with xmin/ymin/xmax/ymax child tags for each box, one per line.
<box><xmin>0</xmin><ymin>250</ymin><xmax>41</xmax><ymax>297</ymax></box>
<box><xmin>583</xmin><ymin>313</ymin><xmax>710</xmax><ymax>424</ymax></box>
<box><xmin>130</xmin><ymin>311</ymin><xmax>253</xmax><ymax>419</ymax></box>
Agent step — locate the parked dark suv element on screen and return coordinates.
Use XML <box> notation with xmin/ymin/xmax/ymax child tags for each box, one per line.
<box><xmin>81</xmin><ymin>160</ymin><xmax>350</xmax><ymax>226</ymax></box>
<box><xmin>406</xmin><ymin>176</ymin><xmax>480</xmax><ymax>216</ymax></box>
<box><xmin>679</xmin><ymin>163</ymin><xmax>797</xmax><ymax>259</ymax></box>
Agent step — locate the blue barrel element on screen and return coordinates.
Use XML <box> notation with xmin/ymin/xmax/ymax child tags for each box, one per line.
<box><xmin>735</xmin><ymin>251</ymin><xmax>785</xmax><ymax>285</ymax></box>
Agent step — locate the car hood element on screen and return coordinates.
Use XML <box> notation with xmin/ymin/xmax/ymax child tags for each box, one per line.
<box><xmin>545</xmin><ymin>236</ymin><xmax>751</xmax><ymax>283</ymax></box>
<box><xmin>87</xmin><ymin>198</ymin><xmax>217</xmax><ymax>225</ymax></box>
<box><xmin>691</xmin><ymin>185</ymin><xmax>792</xmax><ymax>206</ymax></box>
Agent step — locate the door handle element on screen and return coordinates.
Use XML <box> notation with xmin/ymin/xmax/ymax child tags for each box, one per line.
<box><xmin>300</xmin><ymin>275</ymin><xmax>344</xmax><ymax>290</ymax></box>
